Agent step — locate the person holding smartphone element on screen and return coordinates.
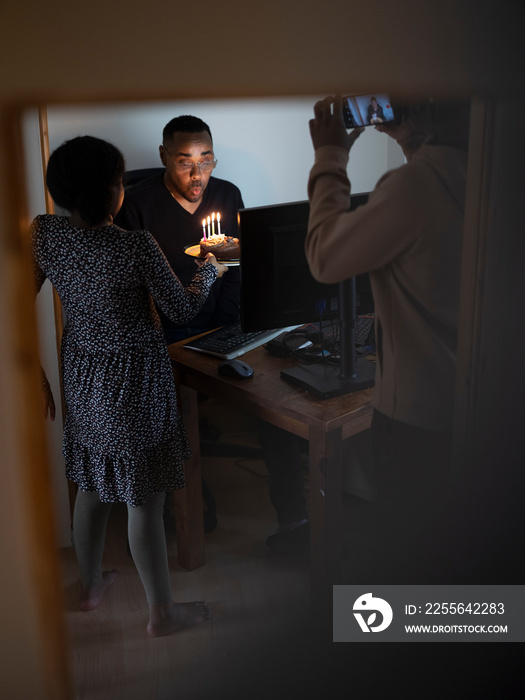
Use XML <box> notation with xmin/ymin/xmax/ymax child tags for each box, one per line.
<box><xmin>305</xmin><ymin>95</ymin><xmax>470</xmax><ymax>581</ymax></box>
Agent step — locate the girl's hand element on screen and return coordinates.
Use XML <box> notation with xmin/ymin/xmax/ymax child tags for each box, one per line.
<box><xmin>203</xmin><ymin>253</ymin><xmax>228</xmax><ymax>278</ymax></box>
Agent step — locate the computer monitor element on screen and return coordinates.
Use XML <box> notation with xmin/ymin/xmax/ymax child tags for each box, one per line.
<box><xmin>238</xmin><ymin>195</ymin><xmax>376</xmax><ymax>398</ymax></box>
<box><xmin>239</xmin><ymin>196</ymin><xmax>373</xmax><ymax>333</ymax></box>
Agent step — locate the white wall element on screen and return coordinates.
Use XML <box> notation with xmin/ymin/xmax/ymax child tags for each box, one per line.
<box><xmin>22</xmin><ymin>109</ymin><xmax>71</xmax><ymax>547</ymax></box>
<box><xmin>46</xmin><ymin>97</ymin><xmax>404</xmax><ymax>206</ymax></box>
<box><xmin>25</xmin><ymin>97</ymin><xmax>405</xmax><ymax>538</ymax></box>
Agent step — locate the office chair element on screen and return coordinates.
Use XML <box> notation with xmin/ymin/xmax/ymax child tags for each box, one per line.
<box><xmin>123</xmin><ymin>167</ymin><xmax>165</xmax><ymax>188</ymax></box>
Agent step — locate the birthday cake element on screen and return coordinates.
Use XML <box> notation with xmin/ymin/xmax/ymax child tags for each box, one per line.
<box><xmin>200</xmin><ymin>234</ymin><xmax>240</xmax><ymax>261</ymax></box>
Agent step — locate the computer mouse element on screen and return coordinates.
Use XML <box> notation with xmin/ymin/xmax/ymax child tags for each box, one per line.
<box><xmin>218</xmin><ymin>359</ymin><xmax>254</xmax><ymax>379</ymax></box>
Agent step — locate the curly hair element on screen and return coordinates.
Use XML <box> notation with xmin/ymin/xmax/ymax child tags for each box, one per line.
<box><xmin>162</xmin><ymin>115</ymin><xmax>213</xmax><ymax>145</ymax></box>
<box><xmin>46</xmin><ymin>136</ymin><xmax>125</xmax><ymax>226</ymax></box>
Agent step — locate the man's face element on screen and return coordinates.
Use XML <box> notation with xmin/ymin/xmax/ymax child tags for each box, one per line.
<box><xmin>160</xmin><ymin>131</ymin><xmax>215</xmax><ymax>206</ymax></box>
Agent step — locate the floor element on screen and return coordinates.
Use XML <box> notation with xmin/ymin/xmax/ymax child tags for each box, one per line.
<box><xmin>57</xmin><ymin>399</ymin><xmax>519</xmax><ymax>699</ymax></box>
<box><xmin>59</xmin><ymin>401</ymin><xmax>320</xmax><ymax>700</ymax></box>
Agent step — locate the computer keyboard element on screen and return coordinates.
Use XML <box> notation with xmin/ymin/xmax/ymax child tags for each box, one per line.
<box><xmin>183</xmin><ymin>322</ymin><xmax>299</xmax><ymax>360</ymax></box>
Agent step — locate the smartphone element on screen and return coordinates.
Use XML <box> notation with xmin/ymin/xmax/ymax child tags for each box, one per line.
<box><xmin>342</xmin><ymin>93</ymin><xmax>396</xmax><ymax>128</ymax></box>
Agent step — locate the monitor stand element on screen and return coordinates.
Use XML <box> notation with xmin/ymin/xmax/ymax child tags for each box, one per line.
<box><xmin>280</xmin><ymin>278</ymin><xmax>375</xmax><ymax>399</ymax></box>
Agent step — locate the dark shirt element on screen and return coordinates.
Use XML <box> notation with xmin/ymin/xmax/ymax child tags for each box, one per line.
<box><xmin>115</xmin><ymin>172</ymin><xmax>245</xmax><ymax>342</ymax></box>
<box><xmin>367</xmin><ymin>104</ymin><xmax>385</xmax><ymax>124</ymax></box>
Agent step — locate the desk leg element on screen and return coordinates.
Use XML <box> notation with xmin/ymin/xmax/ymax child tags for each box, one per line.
<box><xmin>172</xmin><ymin>384</ymin><xmax>206</xmax><ymax>570</ymax></box>
<box><xmin>308</xmin><ymin>426</ymin><xmax>344</xmax><ymax>628</ymax></box>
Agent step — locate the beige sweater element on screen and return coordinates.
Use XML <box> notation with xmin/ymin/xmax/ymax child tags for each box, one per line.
<box><xmin>306</xmin><ymin>144</ymin><xmax>467</xmax><ymax>431</ymax></box>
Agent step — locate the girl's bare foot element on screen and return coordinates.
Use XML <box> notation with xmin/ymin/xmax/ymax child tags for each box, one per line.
<box><xmin>79</xmin><ymin>569</ymin><xmax>118</xmax><ymax>611</ymax></box>
<box><xmin>147</xmin><ymin>601</ymin><xmax>210</xmax><ymax>637</ymax></box>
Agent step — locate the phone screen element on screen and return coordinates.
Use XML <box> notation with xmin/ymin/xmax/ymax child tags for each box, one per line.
<box><xmin>342</xmin><ymin>94</ymin><xmax>395</xmax><ymax>128</ymax></box>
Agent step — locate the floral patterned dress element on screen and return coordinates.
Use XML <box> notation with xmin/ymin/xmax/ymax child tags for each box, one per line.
<box><xmin>32</xmin><ymin>214</ymin><xmax>217</xmax><ymax>506</ymax></box>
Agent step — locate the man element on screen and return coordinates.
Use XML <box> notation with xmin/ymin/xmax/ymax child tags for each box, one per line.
<box><xmin>366</xmin><ymin>96</ymin><xmax>385</xmax><ymax>124</ymax></box>
<box><xmin>115</xmin><ymin>115</ymin><xmax>244</xmax><ymax>532</ymax></box>
<box><xmin>116</xmin><ymin>114</ymin><xmax>309</xmax><ymax>550</ymax></box>
<box><xmin>306</xmin><ymin>95</ymin><xmax>470</xmax><ymax>580</ymax></box>
<box><xmin>115</xmin><ymin>115</ymin><xmax>244</xmax><ymax>342</ymax></box>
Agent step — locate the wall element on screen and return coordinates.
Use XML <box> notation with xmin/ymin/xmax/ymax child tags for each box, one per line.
<box><xmin>45</xmin><ymin>98</ymin><xmax>403</xmax><ymax>207</ymax></box>
<box><xmin>22</xmin><ymin>109</ymin><xmax>71</xmax><ymax>547</ymax></box>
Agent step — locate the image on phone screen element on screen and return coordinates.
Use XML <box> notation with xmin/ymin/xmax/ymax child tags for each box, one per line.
<box><xmin>342</xmin><ymin>94</ymin><xmax>395</xmax><ymax>128</ymax></box>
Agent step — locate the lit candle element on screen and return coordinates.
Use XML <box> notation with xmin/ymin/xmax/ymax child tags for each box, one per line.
<box><xmin>207</xmin><ymin>215</ymin><xmax>211</xmax><ymax>237</ymax></box>
<box><xmin>211</xmin><ymin>212</ymin><xmax>215</xmax><ymax>236</ymax></box>
<box><xmin>217</xmin><ymin>212</ymin><xmax>221</xmax><ymax>235</ymax></box>
<box><xmin>202</xmin><ymin>219</ymin><xmax>206</xmax><ymax>240</ymax></box>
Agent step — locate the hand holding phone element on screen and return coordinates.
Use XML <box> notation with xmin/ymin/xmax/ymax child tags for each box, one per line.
<box><xmin>342</xmin><ymin>93</ymin><xmax>396</xmax><ymax>129</ymax></box>
<box><xmin>310</xmin><ymin>96</ymin><xmax>365</xmax><ymax>152</ymax></box>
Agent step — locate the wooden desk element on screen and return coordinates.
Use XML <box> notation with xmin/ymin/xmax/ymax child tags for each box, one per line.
<box><xmin>169</xmin><ymin>340</ymin><xmax>373</xmax><ymax>603</ymax></box>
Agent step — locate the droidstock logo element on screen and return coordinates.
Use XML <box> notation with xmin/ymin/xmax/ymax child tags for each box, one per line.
<box><xmin>353</xmin><ymin>593</ymin><xmax>393</xmax><ymax>632</ymax></box>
